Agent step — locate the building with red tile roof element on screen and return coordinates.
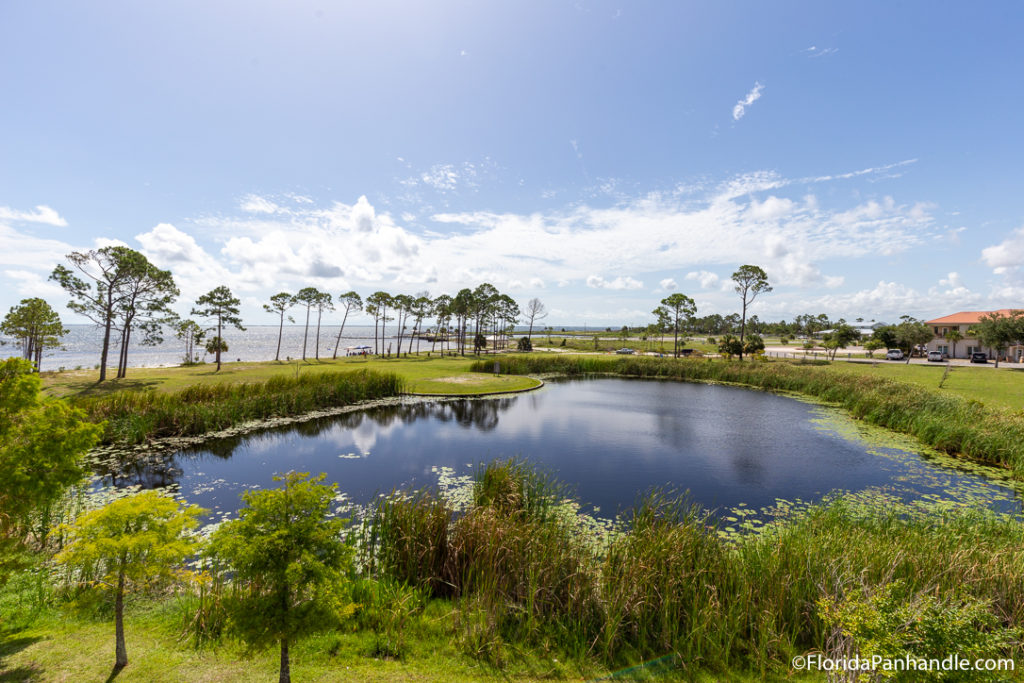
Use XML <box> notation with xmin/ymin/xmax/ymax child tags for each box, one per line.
<box><xmin>925</xmin><ymin>310</ymin><xmax>1024</xmax><ymax>361</ymax></box>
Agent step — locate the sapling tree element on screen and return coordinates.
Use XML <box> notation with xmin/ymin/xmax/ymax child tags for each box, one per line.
<box><xmin>175</xmin><ymin>318</ymin><xmax>206</xmax><ymax>365</ymax></box>
<box><xmin>208</xmin><ymin>472</ymin><xmax>355</xmax><ymax>683</ymax></box>
<box><xmin>0</xmin><ymin>358</ymin><xmax>101</xmax><ymax>580</ymax></box>
<box><xmin>192</xmin><ymin>286</ymin><xmax>244</xmax><ymax>371</ymax></box>
<box><xmin>55</xmin><ymin>491</ymin><xmax>205</xmax><ymax>669</ymax></box>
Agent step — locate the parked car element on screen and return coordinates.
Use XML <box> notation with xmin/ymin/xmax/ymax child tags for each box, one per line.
<box><xmin>970</xmin><ymin>352</ymin><xmax>988</xmax><ymax>364</ymax></box>
<box><xmin>927</xmin><ymin>351</ymin><xmax>944</xmax><ymax>362</ymax></box>
<box><xmin>885</xmin><ymin>349</ymin><xmax>904</xmax><ymax>360</ymax></box>
<box><xmin>615</xmin><ymin>348</ymin><xmax>635</xmax><ymax>355</ymax></box>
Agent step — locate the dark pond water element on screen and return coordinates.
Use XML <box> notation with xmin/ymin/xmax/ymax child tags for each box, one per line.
<box><xmin>102</xmin><ymin>378</ymin><xmax>1021</xmax><ymax>520</ymax></box>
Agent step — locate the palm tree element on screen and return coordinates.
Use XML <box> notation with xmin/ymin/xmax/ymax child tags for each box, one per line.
<box><xmin>946</xmin><ymin>328</ymin><xmax>963</xmax><ymax>359</ymax></box>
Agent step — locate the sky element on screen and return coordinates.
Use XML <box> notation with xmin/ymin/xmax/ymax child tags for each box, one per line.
<box><xmin>3</xmin><ymin>1</ymin><xmax>1024</xmax><ymax>327</ymax></box>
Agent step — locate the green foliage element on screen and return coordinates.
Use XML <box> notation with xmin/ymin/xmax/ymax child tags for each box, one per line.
<box><xmin>0</xmin><ymin>358</ymin><xmax>102</xmax><ymax>580</ymax></box>
<box><xmin>0</xmin><ymin>297</ymin><xmax>67</xmax><ymax>372</ymax></box>
<box><xmin>864</xmin><ymin>338</ymin><xmax>886</xmax><ymax>357</ymax></box>
<box><xmin>208</xmin><ymin>472</ymin><xmax>356</xmax><ymax>679</ymax></box>
<box><xmin>516</xmin><ymin>336</ymin><xmax>532</xmax><ymax>351</ymax></box>
<box><xmin>743</xmin><ymin>333</ymin><xmax>765</xmax><ymax>355</ymax></box>
<box><xmin>653</xmin><ymin>293</ymin><xmax>697</xmax><ymax>358</ymax></box>
<box><xmin>55</xmin><ymin>490</ymin><xmax>205</xmax><ymax>588</ymax></box>
<box><xmin>974</xmin><ymin>311</ymin><xmax>1024</xmax><ymax>366</ymax></box>
<box><xmin>192</xmin><ymin>286</ymin><xmax>244</xmax><ymax>371</ymax></box>
<box><xmin>819</xmin><ymin>581</ymin><xmax>1020</xmax><ymax>681</ymax></box>
<box><xmin>75</xmin><ymin>368</ymin><xmax>404</xmax><ymax>444</ymax></box>
<box><xmin>204</xmin><ymin>335</ymin><xmax>228</xmax><ymax>355</ymax></box>
<box><xmin>55</xmin><ymin>490</ymin><xmax>205</xmax><ymax>667</ymax></box>
<box><xmin>718</xmin><ymin>334</ymin><xmax>743</xmax><ymax>358</ymax></box>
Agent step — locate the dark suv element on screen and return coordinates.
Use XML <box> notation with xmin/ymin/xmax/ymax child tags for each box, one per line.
<box><xmin>970</xmin><ymin>352</ymin><xmax>988</xmax><ymax>364</ymax></box>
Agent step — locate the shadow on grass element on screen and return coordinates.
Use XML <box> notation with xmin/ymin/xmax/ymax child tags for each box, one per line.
<box><xmin>104</xmin><ymin>664</ymin><xmax>125</xmax><ymax>682</ymax></box>
<box><xmin>59</xmin><ymin>378</ymin><xmax>163</xmax><ymax>398</ymax></box>
<box><xmin>0</xmin><ymin>634</ymin><xmax>43</xmax><ymax>682</ymax></box>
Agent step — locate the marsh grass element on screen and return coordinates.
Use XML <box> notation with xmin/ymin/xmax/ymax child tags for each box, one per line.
<box><xmin>74</xmin><ymin>369</ymin><xmax>404</xmax><ymax>443</ymax></box>
<box><xmin>476</xmin><ymin>356</ymin><xmax>1024</xmax><ymax>478</ymax></box>
<box><xmin>361</xmin><ymin>460</ymin><xmax>1024</xmax><ymax>677</ymax></box>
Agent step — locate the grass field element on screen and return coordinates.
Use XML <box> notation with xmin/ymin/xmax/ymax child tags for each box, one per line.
<box><xmin>40</xmin><ymin>354</ymin><xmax>541</xmax><ymax>399</ymax></box>
<box><xmin>821</xmin><ymin>361</ymin><xmax>1024</xmax><ymax>411</ymax></box>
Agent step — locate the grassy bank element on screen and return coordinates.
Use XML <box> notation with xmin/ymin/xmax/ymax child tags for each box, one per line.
<box><xmin>44</xmin><ymin>355</ymin><xmax>539</xmax><ymax>445</ymax></box>
<box><xmin>76</xmin><ymin>369</ymin><xmax>405</xmax><ymax>444</ymax></box>
<box><xmin>474</xmin><ymin>355</ymin><xmax>1024</xmax><ymax>478</ymax></box>
<box><xmin>41</xmin><ymin>355</ymin><xmax>540</xmax><ymax>399</ymax></box>
<box><xmin>4</xmin><ymin>461</ymin><xmax>1022</xmax><ymax>681</ymax></box>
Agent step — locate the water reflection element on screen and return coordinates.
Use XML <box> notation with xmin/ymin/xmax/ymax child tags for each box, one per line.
<box><xmin>94</xmin><ymin>379</ymin><xmax>1022</xmax><ymax>520</ymax></box>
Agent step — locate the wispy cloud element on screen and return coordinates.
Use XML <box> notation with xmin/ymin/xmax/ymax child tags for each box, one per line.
<box><xmin>803</xmin><ymin>45</ymin><xmax>838</xmax><ymax>58</ymax></box>
<box><xmin>732</xmin><ymin>82</ymin><xmax>764</xmax><ymax>121</ymax></box>
<box><xmin>0</xmin><ymin>204</ymin><xmax>68</xmax><ymax>227</ymax></box>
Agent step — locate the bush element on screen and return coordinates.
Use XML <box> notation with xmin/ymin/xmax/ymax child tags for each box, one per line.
<box><xmin>819</xmin><ymin>581</ymin><xmax>1020</xmax><ymax>681</ymax></box>
<box><xmin>517</xmin><ymin>336</ymin><xmax>532</xmax><ymax>351</ymax></box>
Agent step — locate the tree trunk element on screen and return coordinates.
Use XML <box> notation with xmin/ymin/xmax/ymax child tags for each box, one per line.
<box><xmin>99</xmin><ymin>289</ymin><xmax>115</xmax><ymax>382</ymax></box>
<box><xmin>275</xmin><ymin>312</ymin><xmax>284</xmax><ymax>361</ymax></box>
<box><xmin>301</xmin><ymin>306</ymin><xmax>310</xmax><ymax>360</ymax></box>
<box><xmin>315</xmin><ymin>309</ymin><xmax>323</xmax><ymax>360</ymax></box>
<box><xmin>115</xmin><ymin>566</ymin><xmax>128</xmax><ymax>667</ymax></box>
<box><xmin>279</xmin><ymin>638</ymin><xmax>290</xmax><ymax>683</ymax></box>
<box><xmin>738</xmin><ymin>299</ymin><xmax>747</xmax><ymax>362</ymax></box>
<box><xmin>332</xmin><ymin>308</ymin><xmax>351</xmax><ymax>359</ymax></box>
<box><xmin>216</xmin><ymin>316</ymin><xmax>223</xmax><ymax>372</ymax></box>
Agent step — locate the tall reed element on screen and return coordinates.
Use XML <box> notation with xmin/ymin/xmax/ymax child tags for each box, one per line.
<box><xmin>364</xmin><ymin>460</ymin><xmax>1024</xmax><ymax>676</ymax></box>
<box><xmin>76</xmin><ymin>369</ymin><xmax>404</xmax><ymax>444</ymax></box>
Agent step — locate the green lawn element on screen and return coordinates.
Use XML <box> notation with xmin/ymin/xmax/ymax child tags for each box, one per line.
<box><xmin>821</xmin><ymin>361</ymin><xmax>1024</xmax><ymax>411</ymax></box>
<box><xmin>0</xmin><ymin>601</ymin><xmax>578</xmax><ymax>682</ymax></box>
<box><xmin>40</xmin><ymin>354</ymin><xmax>541</xmax><ymax>399</ymax></box>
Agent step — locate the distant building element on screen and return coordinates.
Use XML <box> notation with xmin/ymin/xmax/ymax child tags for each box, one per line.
<box><xmin>925</xmin><ymin>310</ymin><xmax>1024</xmax><ymax>361</ymax></box>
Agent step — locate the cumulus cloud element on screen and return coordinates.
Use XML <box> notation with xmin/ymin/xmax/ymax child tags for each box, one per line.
<box><xmin>0</xmin><ymin>204</ymin><xmax>68</xmax><ymax>226</ymax></box>
<box><xmin>659</xmin><ymin>278</ymin><xmax>677</xmax><ymax>290</ymax></box>
<box><xmin>981</xmin><ymin>226</ymin><xmax>1024</xmax><ymax>273</ymax></box>
<box><xmin>732</xmin><ymin>82</ymin><xmax>764</xmax><ymax>121</ymax></box>
<box><xmin>685</xmin><ymin>271</ymin><xmax>721</xmax><ymax>289</ymax></box>
<box><xmin>586</xmin><ymin>275</ymin><xmax>643</xmax><ymax>290</ymax></box>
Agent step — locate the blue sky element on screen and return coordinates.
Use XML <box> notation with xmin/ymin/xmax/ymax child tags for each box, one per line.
<box><xmin>3</xmin><ymin>1</ymin><xmax>1024</xmax><ymax>326</ymax></box>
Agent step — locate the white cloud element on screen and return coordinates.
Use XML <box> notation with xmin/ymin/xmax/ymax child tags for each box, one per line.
<box><xmin>586</xmin><ymin>275</ymin><xmax>643</xmax><ymax>290</ymax></box>
<box><xmin>732</xmin><ymin>81</ymin><xmax>764</xmax><ymax>121</ymax></box>
<box><xmin>685</xmin><ymin>271</ymin><xmax>720</xmax><ymax>290</ymax></box>
<box><xmin>3</xmin><ymin>269</ymin><xmax>66</xmax><ymax>298</ymax></box>
<box><xmin>747</xmin><ymin>196</ymin><xmax>794</xmax><ymax>221</ymax></box>
<box><xmin>659</xmin><ymin>278</ymin><xmax>677</xmax><ymax>290</ymax></box>
<box><xmin>981</xmin><ymin>226</ymin><xmax>1024</xmax><ymax>271</ymax></box>
<box><xmin>421</xmin><ymin>164</ymin><xmax>460</xmax><ymax>191</ymax></box>
<box><xmin>240</xmin><ymin>194</ymin><xmax>281</xmax><ymax>214</ymax></box>
<box><xmin>0</xmin><ymin>205</ymin><xmax>68</xmax><ymax>226</ymax></box>
<box><xmin>803</xmin><ymin>46</ymin><xmax>838</xmax><ymax>58</ymax></box>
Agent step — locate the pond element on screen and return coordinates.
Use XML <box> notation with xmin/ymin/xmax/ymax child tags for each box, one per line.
<box><xmin>98</xmin><ymin>378</ymin><xmax>1022</xmax><ymax>521</ymax></box>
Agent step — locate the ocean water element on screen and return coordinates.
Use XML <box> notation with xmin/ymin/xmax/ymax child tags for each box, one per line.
<box><xmin>1</xmin><ymin>324</ymin><xmax>439</xmax><ymax>371</ymax></box>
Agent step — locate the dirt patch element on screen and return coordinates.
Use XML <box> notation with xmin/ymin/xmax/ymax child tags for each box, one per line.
<box><xmin>430</xmin><ymin>374</ymin><xmax>491</xmax><ymax>385</ymax></box>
